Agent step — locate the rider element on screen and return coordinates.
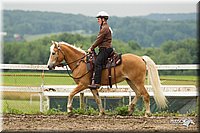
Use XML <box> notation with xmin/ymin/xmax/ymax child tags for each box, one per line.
<box><xmin>88</xmin><ymin>11</ymin><xmax>113</xmax><ymax>89</ymax></box>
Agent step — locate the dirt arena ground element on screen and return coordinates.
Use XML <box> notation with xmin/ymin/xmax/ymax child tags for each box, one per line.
<box><xmin>2</xmin><ymin>114</ymin><xmax>198</xmax><ymax>132</ymax></box>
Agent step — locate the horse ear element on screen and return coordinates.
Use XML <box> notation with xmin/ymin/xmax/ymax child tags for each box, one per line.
<box><xmin>51</xmin><ymin>41</ymin><xmax>59</xmax><ymax>49</ymax></box>
<box><xmin>79</xmin><ymin>45</ymin><xmax>83</xmax><ymax>49</ymax></box>
<box><xmin>54</xmin><ymin>41</ymin><xmax>59</xmax><ymax>48</ymax></box>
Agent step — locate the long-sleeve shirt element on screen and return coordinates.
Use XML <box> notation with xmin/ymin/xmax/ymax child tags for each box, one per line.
<box><xmin>90</xmin><ymin>22</ymin><xmax>112</xmax><ymax>50</ymax></box>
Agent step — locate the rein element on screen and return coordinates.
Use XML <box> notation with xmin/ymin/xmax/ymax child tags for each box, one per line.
<box><xmin>65</xmin><ymin>62</ymin><xmax>91</xmax><ymax>80</ymax></box>
<box><xmin>58</xmin><ymin>46</ymin><xmax>91</xmax><ymax>79</ymax></box>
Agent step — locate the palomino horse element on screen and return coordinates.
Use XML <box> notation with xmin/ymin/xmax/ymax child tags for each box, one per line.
<box><xmin>47</xmin><ymin>41</ymin><xmax>168</xmax><ymax>116</ymax></box>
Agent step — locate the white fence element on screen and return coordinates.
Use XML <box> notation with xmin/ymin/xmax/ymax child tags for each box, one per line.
<box><xmin>0</xmin><ymin>64</ymin><xmax>199</xmax><ymax>112</ymax></box>
<box><xmin>0</xmin><ymin>63</ymin><xmax>198</xmax><ymax>70</ymax></box>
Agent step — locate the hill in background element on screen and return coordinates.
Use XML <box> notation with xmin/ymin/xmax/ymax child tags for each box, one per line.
<box><xmin>3</xmin><ymin>10</ymin><xmax>196</xmax><ymax>47</ymax></box>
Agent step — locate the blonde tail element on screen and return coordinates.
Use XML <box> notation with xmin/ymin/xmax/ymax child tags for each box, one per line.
<box><xmin>142</xmin><ymin>56</ymin><xmax>168</xmax><ymax>109</ymax></box>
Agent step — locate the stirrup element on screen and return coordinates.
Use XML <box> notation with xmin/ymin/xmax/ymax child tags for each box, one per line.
<box><xmin>88</xmin><ymin>84</ymin><xmax>100</xmax><ymax>89</ymax></box>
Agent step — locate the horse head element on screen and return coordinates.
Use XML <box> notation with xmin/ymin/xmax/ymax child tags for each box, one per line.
<box><xmin>47</xmin><ymin>41</ymin><xmax>65</xmax><ymax>70</ymax></box>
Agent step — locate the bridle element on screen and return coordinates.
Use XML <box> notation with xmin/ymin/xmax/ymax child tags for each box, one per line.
<box><xmin>54</xmin><ymin>45</ymin><xmax>91</xmax><ymax>79</ymax></box>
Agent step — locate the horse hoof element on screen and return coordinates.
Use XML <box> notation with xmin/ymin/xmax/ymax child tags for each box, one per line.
<box><xmin>128</xmin><ymin>109</ymin><xmax>134</xmax><ymax>116</ymax></box>
<box><xmin>99</xmin><ymin>112</ymin><xmax>105</xmax><ymax>116</ymax></box>
<box><xmin>128</xmin><ymin>112</ymin><xmax>133</xmax><ymax>116</ymax></box>
<box><xmin>145</xmin><ymin>112</ymin><xmax>152</xmax><ymax>117</ymax></box>
<box><xmin>67</xmin><ymin>107</ymin><xmax>73</xmax><ymax>112</ymax></box>
<box><xmin>67</xmin><ymin>112</ymin><xmax>73</xmax><ymax>117</ymax></box>
<box><xmin>128</xmin><ymin>105</ymin><xmax>134</xmax><ymax>116</ymax></box>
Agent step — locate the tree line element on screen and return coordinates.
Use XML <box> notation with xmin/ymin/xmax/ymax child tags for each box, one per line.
<box><xmin>3</xmin><ymin>33</ymin><xmax>198</xmax><ymax>66</ymax></box>
<box><xmin>3</xmin><ymin>10</ymin><xmax>196</xmax><ymax>47</ymax></box>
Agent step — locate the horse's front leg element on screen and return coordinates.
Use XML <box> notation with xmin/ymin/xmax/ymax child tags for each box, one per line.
<box><xmin>67</xmin><ymin>84</ymin><xmax>86</xmax><ymax>113</ymax></box>
<box><xmin>90</xmin><ymin>89</ymin><xmax>105</xmax><ymax>115</ymax></box>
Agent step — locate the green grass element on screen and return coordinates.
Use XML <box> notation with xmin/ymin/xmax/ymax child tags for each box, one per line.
<box><xmin>24</xmin><ymin>32</ymin><xmax>66</xmax><ymax>42</ymax></box>
<box><xmin>160</xmin><ymin>75</ymin><xmax>197</xmax><ymax>85</ymax></box>
<box><xmin>2</xmin><ymin>72</ymin><xmax>76</xmax><ymax>86</ymax></box>
<box><xmin>1</xmin><ymin>72</ymin><xmax>198</xmax><ymax>115</ymax></box>
<box><xmin>24</xmin><ymin>31</ymin><xmax>92</xmax><ymax>42</ymax></box>
<box><xmin>160</xmin><ymin>75</ymin><xmax>197</xmax><ymax>81</ymax></box>
<box><xmin>2</xmin><ymin>100</ymin><xmax>40</xmax><ymax>114</ymax></box>
<box><xmin>2</xmin><ymin>101</ymin><xmax>197</xmax><ymax>116</ymax></box>
<box><xmin>1</xmin><ymin>71</ymin><xmax>198</xmax><ymax>86</ymax></box>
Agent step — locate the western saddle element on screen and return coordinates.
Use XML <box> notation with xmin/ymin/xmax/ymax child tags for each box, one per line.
<box><xmin>86</xmin><ymin>50</ymin><xmax>122</xmax><ymax>88</ymax></box>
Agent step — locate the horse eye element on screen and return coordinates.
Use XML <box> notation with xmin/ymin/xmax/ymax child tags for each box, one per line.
<box><xmin>52</xmin><ymin>52</ymin><xmax>55</xmax><ymax>55</ymax></box>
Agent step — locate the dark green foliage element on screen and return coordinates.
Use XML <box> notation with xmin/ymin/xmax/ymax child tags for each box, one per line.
<box><xmin>3</xmin><ymin>32</ymin><xmax>198</xmax><ymax>71</ymax></box>
<box><xmin>72</xmin><ymin>107</ymin><xmax>99</xmax><ymax>115</ymax></box>
<box><xmin>115</xmin><ymin>106</ymin><xmax>129</xmax><ymax>116</ymax></box>
<box><xmin>2</xmin><ymin>11</ymin><xmax>198</xmax><ymax>74</ymax></box>
<box><xmin>3</xmin><ymin>10</ymin><xmax>196</xmax><ymax>47</ymax></box>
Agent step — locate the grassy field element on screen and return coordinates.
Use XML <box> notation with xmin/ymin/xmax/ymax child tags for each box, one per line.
<box><xmin>1</xmin><ymin>92</ymin><xmax>41</xmax><ymax>114</ymax></box>
<box><xmin>1</xmin><ymin>71</ymin><xmax>198</xmax><ymax>114</ymax></box>
<box><xmin>2</xmin><ymin>71</ymin><xmax>76</xmax><ymax>86</ymax></box>
<box><xmin>24</xmin><ymin>32</ymin><xmax>65</xmax><ymax>42</ymax></box>
<box><xmin>2</xmin><ymin>99</ymin><xmax>40</xmax><ymax>114</ymax></box>
<box><xmin>1</xmin><ymin>72</ymin><xmax>198</xmax><ymax>86</ymax></box>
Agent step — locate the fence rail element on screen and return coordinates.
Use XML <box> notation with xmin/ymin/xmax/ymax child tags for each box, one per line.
<box><xmin>1</xmin><ymin>64</ymin><xmax>198</xmax><ymax>113</ymax></box>
<box><xmin>0</xmin><ymin>64</ymin><xmax>199</xmax><ymax>70</ymax></box>
<box><xmin>42</xmin><ymin>85</ymin><xmax>197</xmax><ymax>96</ymax></box>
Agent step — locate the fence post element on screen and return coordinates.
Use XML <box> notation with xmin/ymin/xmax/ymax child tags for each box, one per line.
<box><xmin>80</xmin><ymin>93</ymin><xmax>85</xmax><ymax>110</ymax></box>
<box><xmin>39</xmin><ymin>93</ymin><xmax>43</xmax><ymax>112</ymax></box>
<box><xmin>122</xmin><ymin>97</ymin><xmax>125</xmax><ymax>106</ymax></box>
<box><xmin>104</xmin><ymin>96</ymin><xmax>106</xmax><ymax>109</ymax></box>
<box><xmin>129</xmin><ymin>91</ymin><xmax>132</xmax><ymax>104</ymax></box>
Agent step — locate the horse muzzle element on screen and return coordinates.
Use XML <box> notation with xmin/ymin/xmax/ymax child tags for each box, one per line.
<box><xmin>47</xmin><ymin>64</ymin><xmax>55</xmax><ymax>70</ymax></box>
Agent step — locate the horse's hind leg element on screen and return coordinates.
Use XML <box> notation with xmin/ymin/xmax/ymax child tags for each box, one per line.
<box><xmin>126</xmin><ymin>79</ymin><xmax>141</xmax><ymax>115</ymax></box>
<box><xmin>90</xmin><ymin>89</ymin><xmax>105</xmax><ymax>115</ymax></box>
<box><xmin>127</xmin><ymin>79</ymin><xmax>151</xmax><ymax>117</ymax></box>
<box><xmin>135</xmin><ymin>83</ymin><xmax>151</xmax><ymax>117</ymax></box>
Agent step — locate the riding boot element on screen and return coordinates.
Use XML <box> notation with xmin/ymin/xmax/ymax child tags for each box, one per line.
<box><xmin>88</xmin><ymin>83</ymin><xmax>100</xmax><ymax>89</ymax></box>
<box><xmin>88</xmin><ymin>48</ymin><xmax>109</xmax><ymax>89</ymax></box>
<box><xmin>88</xmin><ymin>71</ymin><xmax>101</xmax><ymax>89</ymax></box>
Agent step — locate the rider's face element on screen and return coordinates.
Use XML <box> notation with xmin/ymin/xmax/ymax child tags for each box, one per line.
<box><xmin>97</xmin><ymin>18</ymin><xmax>103</xmax><ymax>25</ymax></box>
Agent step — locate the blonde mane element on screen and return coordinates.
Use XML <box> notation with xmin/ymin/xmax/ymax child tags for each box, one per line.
<box><xmin>59</xmin><ymin>41</ymin><xmax>86</xmax><ymax>54</ymax></box>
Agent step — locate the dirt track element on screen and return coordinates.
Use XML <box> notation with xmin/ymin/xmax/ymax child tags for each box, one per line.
<box><xmin>2</xmin><ymin>114</ymin><xmax>198</xmax><ymax>132</ymax></box>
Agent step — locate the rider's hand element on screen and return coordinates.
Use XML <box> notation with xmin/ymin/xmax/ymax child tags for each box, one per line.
<box><xmin>88</xmin><ymin>47</ymin><xmax>92</xmax><ymax>53</ymax></box>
